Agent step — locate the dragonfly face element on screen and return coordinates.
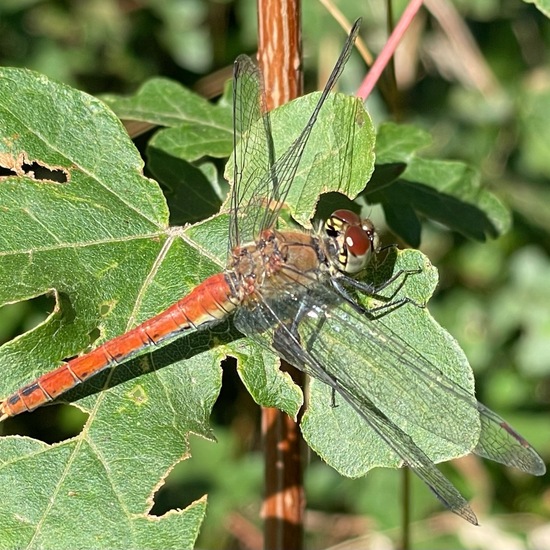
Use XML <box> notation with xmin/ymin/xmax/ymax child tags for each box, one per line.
<box><xmin>324</xmin><ymin>209</ymin><xmax>379</xmax><ymax>274</ymax></box>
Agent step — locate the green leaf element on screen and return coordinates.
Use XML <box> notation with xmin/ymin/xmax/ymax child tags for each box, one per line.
<box><xmin>232</xmin><ymin>340</ymin><xmax>303</xmax><ymax>418</ymax></box>
<box><xmin>102</xmin><ymin>77</ymin><xmax>233</xmax><ymax>162</ymax></box>
<box><xmin>524</xmin><ymin>0</ymin><xmax>550</xmax><ymax>18</ymax></box>
<box><xmin>0</xmin><ymin>67</ymin><xmax>376</xmax><ymax>547</ymax></box>
<box><xmin>269</xmin><ymin>93</ymin><xmax>376</xmax><ymax>228</ymax></box>
<box><xmin>0</xmin><ymin>67</ymin><xmax>233</xmax><ymax>549</ymax></box>
<box><xmin>368</xmin><ymin>123</ymin><xmax>511</xmax><ymax>247</ymax></box>
<box><xmin>298</xmin><ymin>249</ymin><xmax>479</xmax><ymax>476</ymax></box>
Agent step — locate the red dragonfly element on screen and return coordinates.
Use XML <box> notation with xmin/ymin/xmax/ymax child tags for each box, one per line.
<box><xmin>0</xmin><ymin>20</ymin><xmax>544</xmax><ymax>524</ymax></box>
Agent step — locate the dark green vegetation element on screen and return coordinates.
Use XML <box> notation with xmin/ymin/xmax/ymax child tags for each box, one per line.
<box><xmin>0</xmin><ymin>2</ymin><xmax>548</xmax><ymax>549</ymax></box>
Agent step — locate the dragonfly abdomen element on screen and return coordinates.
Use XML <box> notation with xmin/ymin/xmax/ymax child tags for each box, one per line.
<box><xmin>0</xmin><ymin>272</ymin><xmax>239</xmax><ymax>420</ymax></box>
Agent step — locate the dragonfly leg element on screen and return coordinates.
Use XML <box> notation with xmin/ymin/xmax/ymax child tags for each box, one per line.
<box><xmin>269</xmin><ymin>290</ymin><xmax>345</xmax><ymax>409</ymax></box>
<box><xmin>344</xmin><ymin>267</ymin><xmax>422</xmax><ymax>300</ymax></box>
<box><xmin>331</xmin><ymin>277</ymin><xmax>424</xmax><ymax>320</ymax></box>
<box><xmin>360</xmin><ymin>296</ymin><xmax>422</xmax><ymax>318</ymax></box>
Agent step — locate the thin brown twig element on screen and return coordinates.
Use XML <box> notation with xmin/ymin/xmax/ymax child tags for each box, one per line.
<box><xmin>317</xmin><ymin>0</ymin><xmax>374</xmax><ymax>65</ymax></box>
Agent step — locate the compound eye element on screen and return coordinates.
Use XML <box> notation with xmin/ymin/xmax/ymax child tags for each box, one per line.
<box><xmin>326</xmin><ymin>209</ymin><xmax>358</xmax><ymax>239</ymax></box>
<box><xmin>342</xmin><ymin>224</ymin><xmax>375</xmax><ymax>273</ymax></box>
<box><xmin>331</xmin><ymin>209</ymin><xmax>362</xmax><ymax>227</ymax></box>
<box><xmin>345</xmin><ymin>225</ymin><xmax>371</xmax><ymax>257</ymax></box>
<box><xmin>326</xmin><ymin>209</ymin><xmax>362</xmax><ymax>239</ymax></box>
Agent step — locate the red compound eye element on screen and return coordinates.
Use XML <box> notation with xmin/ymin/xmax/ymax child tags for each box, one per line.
<box><xmin>325</xmin><ymin>209</ymin><xmax>378</xmax><ymax>273</ymax></box>
<box><xmin>345</xmin><ymin>225</ymin><xmax>371</xmax><ymax>257</ymax></box>
<box><xmin>331</xmin><ymin>209</ymin><xmax>362</xmax><ymax>227</ymax></box>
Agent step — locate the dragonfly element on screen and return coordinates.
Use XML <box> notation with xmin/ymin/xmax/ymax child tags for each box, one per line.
<box><xmin>0</xmin><ymin>20</ymin><xmax>545</xmax><ymax>525</ymax></box>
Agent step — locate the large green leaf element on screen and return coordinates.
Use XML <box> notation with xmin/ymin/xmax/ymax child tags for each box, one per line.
<box><xmin>0</xmin><ymin>68</ymin><xmax>230</xmax><ymax>550</ymax></box>
<box><xmin>300</xmin><ymin>248</ymin><xmax>479</xmax><ymax>477</ymax></box>
<box><xmin>0</xmin><ymin>68</ymin><xmax>377</xmax><ymax>547</ymax></box>
<box><xmin>368</xmin><ymin>122</ymin><xmax>511</xmax><ymax>247</ymax></box>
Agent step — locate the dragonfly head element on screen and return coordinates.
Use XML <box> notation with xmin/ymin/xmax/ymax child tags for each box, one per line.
<box><xmin>324</xmin><ymin>209</ymin><xmax>379</xmax><ymax>274</ymax></box>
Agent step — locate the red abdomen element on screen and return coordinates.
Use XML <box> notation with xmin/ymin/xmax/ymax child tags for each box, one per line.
<box><xmin>1</xmin><ymin>273</ymin><xmax>237</xmax><ymax>419</ymax></box>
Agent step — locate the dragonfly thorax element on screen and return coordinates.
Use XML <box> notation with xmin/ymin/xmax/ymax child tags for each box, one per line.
<box><xmin>229</xmin><ymin>229</ymin><xmax>328</xmax><ymax>302</ymax></box>
<box><xmin>323</xmin><ymin>209</ymin><xmax>379</xmax><ymax>274</ymax></box>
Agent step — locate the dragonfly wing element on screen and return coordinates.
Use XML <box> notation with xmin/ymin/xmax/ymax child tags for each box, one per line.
<box><xmin>230</xmin><ymin>20</ymin><xmax>362</xmax><ymax>249</ymax></box>
<box><xmin>259</xmin><ymin>20</ymin><xmax>362</xmax><ymax>234</ymax></box>
<box><xmin>231</xmin><ymin>55</ymin><xmax>275</xmax><ymax>249</ymax></box>
<box><xmin>475</xmin><ymin>403</ymin><xmax>546</xmax><ymax>475</ymax></box>
<box><xmin>234</xmin><ymin>287</ymin><xmax>478</xmax><ymax>524</ymax></box>
<box><xmin>277</xmin><ymin>285</ymin><xmax>480</xmax><ymax>459</ymax></box>
<box><xmin>331</xmin><ymin>277</ymin><xmax>546</xmax><ymax>476</ymax></box>
<box><xmin>235</xmin><ymin>269</ymin><xmax>545</xmax><ymax>478</ymax></box>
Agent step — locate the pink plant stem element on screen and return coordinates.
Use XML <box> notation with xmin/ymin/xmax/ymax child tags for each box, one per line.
<box><xmin>357</xmin><ymin>0</ymin><xmax>424</xmax><ymax>100</ymax></box>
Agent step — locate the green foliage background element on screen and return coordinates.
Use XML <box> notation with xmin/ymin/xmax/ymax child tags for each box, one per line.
<box><xmin>0</xmin><ymin>1</ymin><xmax>549</xmax><ymax>549</ymax></box>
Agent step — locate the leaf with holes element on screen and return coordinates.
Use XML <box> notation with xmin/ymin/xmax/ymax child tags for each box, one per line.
<box><xmin>0</xmin><ymin>67</ymin><xmax>376</xmax><ymax>548</ymax></box>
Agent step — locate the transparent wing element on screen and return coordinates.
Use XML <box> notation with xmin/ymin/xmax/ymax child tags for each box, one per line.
<box><xmin>234</xmin><ymin>268</ymin><xmax>545</xmax><ymax>521</ymax></box>
<box><xmin>474</xmin><ymin>403</ymin><xmax>545</xmax><ymax>474</ymax></box>
<box><xmin>258</xmin><ymin>19</ymin><xmax>361</xmax><ymax>234</ymax></box>
<box><xmin>231</xmin><ymin>55</ymin><xmax>274</xmax><ymax>249</ymax></box>
<box><xmin>230</xmin><ymin>19</ymin><xmax>362</xmax><ymax>249</ymax></box>
<box><xmin>234</xmin><ymin>281</ymin><xmax>478</xmax><ymax>524</ymax></box>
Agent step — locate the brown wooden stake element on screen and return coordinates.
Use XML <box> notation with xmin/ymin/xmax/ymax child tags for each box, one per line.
<box><xmin>261</xmin><ymin>363</ymin><xmax>305</xmax><ymax>550</ymax></box>
<box><xmin>257</xmin><ymin>0</ymin><xmax>302</xmax><ymax>112</ymax></box>
<box><xmin>256</xmin><ymin>1</ymin><xmax>305</xmax><ymax>549</ymax></box>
